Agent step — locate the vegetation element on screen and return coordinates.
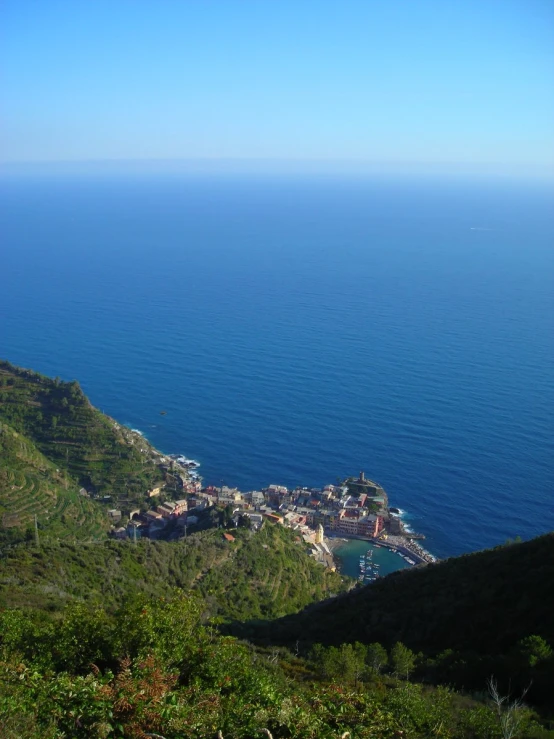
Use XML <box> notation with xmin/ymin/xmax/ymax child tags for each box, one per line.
<box><xmin>240</xmin><ymin>533</ymin><xmax>554</xmax><ymax>709</ymax></box>
<box><xmin>0</xmin><ymin>360</ymin><xmax>166</xmax><ymax>543</ymax></box>
<box><xmin>0</xmin><ymin>360</ymin><xmax>164</xmax><ymax>504</ymax></box>
<box><xmin>0</xmin><ymin>524</ymin><xmax>349</xmax><ymax>619</ymax></box>
<box><xmin>0</xmin><ymin>421</ymin><xmax>109</xmax><ymax>543</ymax></box>
<box><xmin>1</xmin><ymin>360</ymin><xmax>553</xmax><ymax>735</ymax></box>
<box><xmin>1</xmin><ymin>592</ymin><xmax>552</xmax><ymax>739</ymax></box>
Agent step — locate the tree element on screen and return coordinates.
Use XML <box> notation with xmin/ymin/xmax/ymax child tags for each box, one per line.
<box><xmin>517</xmin><ymin>635</ymin><xmax>552</xmax><ymax>667</ymax></box>
<box><xmin>390</xmin><ymin>642</ymin><xmax>416</xmax><ymax>680</ymax></box>
<box><xmin>367</xmin><ymin>642</ymin><xmax>388</xmax><ymax>674</ymax></box>
<box><xmin>487</xmin><ymin>677</ymin><xmax>532</xmax><ymax>739</ymax></box>
<box><xmin>351</xmin><ymin>642</ymin><xmax>368</xmax><ymax>684</ymax></box>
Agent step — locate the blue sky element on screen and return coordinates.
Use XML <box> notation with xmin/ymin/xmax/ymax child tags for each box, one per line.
<box><xmin>2</xmin><ymin>0</ymin><xmax>553</xmax><ymax>174</ymax></box>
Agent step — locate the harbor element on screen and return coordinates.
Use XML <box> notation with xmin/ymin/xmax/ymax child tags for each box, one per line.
<box><xmin>330</xmin><ymin>538</ymin><xmax>411</xmax><ymax>580</ymax></box>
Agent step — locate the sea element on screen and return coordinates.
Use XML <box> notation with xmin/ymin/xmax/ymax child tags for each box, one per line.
<box><xmin>1</xmin><ymin>166</ymin><xmax>553</xmax><ymax>561</ymax></box>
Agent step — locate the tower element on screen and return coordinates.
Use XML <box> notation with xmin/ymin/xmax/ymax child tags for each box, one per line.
<box><xmin>315</xmin><ymin>524</ymin><xmax>324</xmax><ymax>544</ymax></box>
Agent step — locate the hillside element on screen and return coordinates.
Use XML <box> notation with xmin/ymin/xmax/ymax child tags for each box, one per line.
<box><xmin>0</xmin><ymin>360</ymin><xmax>165</xmax><ymax>504</ymax></box>
<box><xmin>0</xmin><ymin>360</ymin><xmax>167</xmax><ymax>543</ymax></box>
<box><xmin>1</xmin><ymin>359</ymin><xmax>553</xmax><ymax>733</ymax></box>
<box><xmin>244</xmin><ymin>533</ymin><xmax>554</xmax><ymax>655</ymax></box>
<box><xmin>6</xmin><ymin>590</ymin><xmax>534</xmax><ymax>739</ymax></box>
<box><xmin>0</xmin><ymin>523</ymin><xmax>349</xmax><ymax>619</ymax></box>
<box><xmin>237</xmin><ymin>533</ymin><xmax>554</xmax><ymax>707</ymax></box>
<box><xmin>0</xmin><ymin>421</ymin><xmax>109</xmax><ymax>543</ymax></box>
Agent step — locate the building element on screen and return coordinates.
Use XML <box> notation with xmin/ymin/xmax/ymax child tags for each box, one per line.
<box><xmin>243</xmin><ymin>512</ymin><xmax>263</xmax><ymax>530</ymax></box>
<box><xmin>174</xmin><ymin>499</ymin><xmax>188</xmax><ymax>515</ymax></box>
<box><xmin>247</xmin><ymin>491</ymin><xmax>265</xmax><ymax>507</ymax></box>
<box><xmin>145</xmin><ymin>510</ymin><xmax>164</xmax><ymax>523</ymax></box>
<box><xmin>315</xmin><ymin>524</ymin><xmax>324</xmax><ymax>544</ymax></box>
<box><xmin>157</xmin><ymin>502</ymin><xmax>176</xmax><ymax>518</ymax></box>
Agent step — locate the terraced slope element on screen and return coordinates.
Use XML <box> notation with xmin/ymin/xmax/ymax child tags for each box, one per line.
<box><xmin>0</xmin><ymin>421</ymin><xmax>109</xmax><ymax>543</ymax></box>
<box><xmin>0</xmin><ymin>360</ymin><xmax>164</xmax><ymax>504</ymax></box>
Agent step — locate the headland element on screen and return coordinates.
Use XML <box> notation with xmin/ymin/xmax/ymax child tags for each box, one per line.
<box><xmin>130</xmin><ymin>464</ymin><xmax>437</xmax><ymax>575</ymax></box>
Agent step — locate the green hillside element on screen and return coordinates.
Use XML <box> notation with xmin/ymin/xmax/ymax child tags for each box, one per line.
<box><xmin>239</xmin><ymin>533</ymin><xmax>554</xmax><ymax>708</ymax></box>
<box><xmin>0</xmin><ymin>421</ymin><xmax>109</xmax><ymax>544</ymax></box>
<box><xmin>0</xmin><ymin>360</ymin><xmax>164</xmax><ymax>505</ymax></box>
<box><xmin>246</xmin><ymin>533</ymin><xmax>554</xmax><ymax>656</ymax></box>
<box><xmin>6</xmin><ymin>590</ymin><xmax>533</xmax><ymax>739</ymax></box>
<box><xmin>1</xmin><ymin>359</ymin><xmax>553</xmax><ymax>735</ymax></box>
<box><xmin>0</xmin><ymin>523</ymin><xmax>349</xmax><ymax>619</ymax></box>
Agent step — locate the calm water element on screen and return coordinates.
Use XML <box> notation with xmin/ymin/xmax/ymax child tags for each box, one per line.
<box><xmin>333</xmin><ymin>539</ymin><xmax>411</xmax><ymax>579</ymax></box>
<box><xmin>1</xmin><ymin>170</ymin><xmax>553</xmax><ymax>559</ymax></box>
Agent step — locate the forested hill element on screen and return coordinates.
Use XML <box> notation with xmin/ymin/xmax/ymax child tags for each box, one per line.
<box><xmin>243</xmin><ymin>532</ymin><xmax>554</xmax><ymax>656</ymax></box>
<box><xmin>0</xmin><ymin>524</ymin><xmax>349</xmax><ymax>620</ymax></box>
<box><xmin>0</xmin><ymin>360</ymin><xmax>165</xmax><ymax>542</ymax></box>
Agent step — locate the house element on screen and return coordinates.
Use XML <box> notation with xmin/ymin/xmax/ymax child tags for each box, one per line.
<box><xmin>223</xmin><ymin>532</ymin><xmax>235</xmax><ymax>542</ymax></box>
<box><xmin>174</xmin><ymin>499</ymin><xmax>188</xmax><ymax>515</ymax></box>
<box><xmin>147</xmin><ymin>486</ymin><xmax>162</xmax><ymax>498</ymax></box>
<box><xmin>145</xmin><ymin>510</ymin><xmax>164</xmax><ymax>523</ymax></box>
<box><xmin>248</xmin><ymin>491</ymin><xmax>265</xmax><ymax>506</ymax></box>
<box><xmin>295</xmin><ymin>507</ymin><xmax>316</xmax><ymax>526</ymax></box>
<box><xmin>188</xmin><ymin>497</ymin><xmax>208</xmax><ymax>511</ymax></box>
<box><xmin>107</xmin><ymin>509</ymin><xmax>122</xmax><ymax>522</ymax></box>
<box><xmin>266</xmin><ymin>484</ymin><xmax>288</xmax><ymax>494</ymax></box>
<box><xmin>358</xmin><ymin>514</ymin><xmax>384</xmax><ymax>538</ymax></box>
<box><xmin>157</xmin><ymin>502</ymin><xmax>177</xmax><ymax>518</ymax></box>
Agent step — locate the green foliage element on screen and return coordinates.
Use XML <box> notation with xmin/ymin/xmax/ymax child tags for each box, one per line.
<box><xmin>246</xmin><ymin>533</ymin><xmax>554</xmax><ymax>708</ymax></box>
<box><xmin>384</xmin><ymin>683</ymin><xmax>457</xmax><ymax>738</ymax></box>
<box><xmin>518</xmin><ymin>635</ymin><xmax>553</xmax><ymax>667</ymax></box>
<box><xmin>250</xmin><ymin>532</ymin><xmax>554</xmax><ymax>654</ymax></box>
<box><xmin>0</xmin><ymin>525</ymin><xmax>349</xmax><ymax>620</ymax></box>
<box><xmin>0</xmin><ymin>360</ymin><xmax>165</xmax><ymax>517</ymax></box>
<box><xmin>0</xmin><ymin>570</ymin><xmax>552</xmax><ymax>737</ymax></box>
<box><xmin>0</xmin><ymin>420</ymin><xmax>110</xmax><ymax>544</ymax></box>
<box><xmin>367</xmin><ymin>642</ymin><xmax>389</xmax><ymax>673</ymax></box>
<box><xmin>390</xmin><ymin>642</ymin><xmax>417</xmax><ymax>679</ymax></box>
<box><xmin>0</xmin><ymin>594</ymin><xmax>409</xmax><ymax>738</ymax></box>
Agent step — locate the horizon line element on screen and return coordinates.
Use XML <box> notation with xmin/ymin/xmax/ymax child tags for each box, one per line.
<box><xmin>1</xmin><ymin>156</ymin><xmax>553</xmax><ymax>180</ymax></box>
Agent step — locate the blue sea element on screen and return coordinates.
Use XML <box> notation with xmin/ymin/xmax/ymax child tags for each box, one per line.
<box><xmin>1</xmin><ymin>167</ymin><xmax>553</xmax><ymax>559</ymax></box>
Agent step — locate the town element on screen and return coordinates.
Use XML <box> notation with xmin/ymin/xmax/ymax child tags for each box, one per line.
<box><xmin>104</xmin><ymin>441</ymin><xmax>437</xmax><ymax>570</ymax></box>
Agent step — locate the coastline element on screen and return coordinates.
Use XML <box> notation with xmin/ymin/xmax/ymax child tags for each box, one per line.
<box><xmin>117</xmin><ymin>423</ymin><xmax>438</xmax><ymax>571</ymax></box>
<box><xmin>123</xmin><ymin>427</ymin><xmax>437</xmax><ymax>571</ymax></box>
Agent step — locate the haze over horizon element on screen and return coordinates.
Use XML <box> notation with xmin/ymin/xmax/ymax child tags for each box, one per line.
<box><xmin>2</xmin><ymin>0</ymin><xmax>553</xmax><ymax>177</ymax></box>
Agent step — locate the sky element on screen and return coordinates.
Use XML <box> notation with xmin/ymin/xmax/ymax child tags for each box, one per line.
<box><xmin>1</xmin><ymin>0</ymin><xmax>553</xmax><ymax>174</ymax></box>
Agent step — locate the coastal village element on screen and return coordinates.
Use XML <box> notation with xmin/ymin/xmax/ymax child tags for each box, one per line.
<box><xmin>105</xmin><ymin>432</ymin><xmax>436</xmax><ymax>572</ymax></box>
